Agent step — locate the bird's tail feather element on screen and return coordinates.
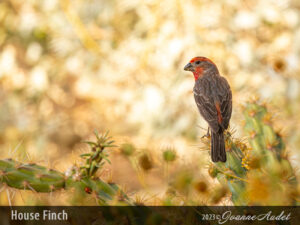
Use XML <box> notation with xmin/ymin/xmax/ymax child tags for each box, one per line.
<box><xmin>211</xmin><ymin>131</ymin><xmax>226</xmax><ymax>162</ymax></box>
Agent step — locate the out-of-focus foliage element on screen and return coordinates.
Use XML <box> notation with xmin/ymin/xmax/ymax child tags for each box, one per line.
<box><xmin>0</xmin><ymin>0</ymin><xmax>299</xmax><ymax>205</ymax></box>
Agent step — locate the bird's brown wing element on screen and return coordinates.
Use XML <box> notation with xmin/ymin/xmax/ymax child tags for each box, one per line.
<box><xmin>218</xmin><ymin>76</ymin><xmax>232</xmax><ymax>130</ymax></box>
<box><xmin>193</xmin><ymin>78</ymin><xmax>220</xmax><ymax>133</ymax></box>
<box><xmin>193</xmin><ymin>76</ymin><xmax>232</xmax><ymax>132</ymax></box>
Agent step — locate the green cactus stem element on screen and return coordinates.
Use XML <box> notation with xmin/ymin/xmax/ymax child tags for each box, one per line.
<box><xmin>209</xmin><ymin>101</ymin><xmax>298</xmax><ymax>205</ymax></box>
<box><xmin>0</xmin><ymin>158</ymin><xmax>65</xmax><ymax>192</ymax></box>
<box><xmin>0</xmin><ymin>131</ymin><xmax>132</xmax><ymax>205</ymax></box>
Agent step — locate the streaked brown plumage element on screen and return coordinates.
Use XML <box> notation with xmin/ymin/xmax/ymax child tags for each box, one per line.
<box><xmin>184</xmin><ymin>57</ymin><xmax>232</xmax><ymax>162</ymax></box>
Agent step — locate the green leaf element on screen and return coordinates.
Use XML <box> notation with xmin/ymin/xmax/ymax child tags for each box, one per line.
<box><xmin>80</xmin><ymin>153</ymin><xmax>91</xmax><ymax>158</ymax></box>
<box><xmin>82</xmin><ymin>141</ymin><xmax>96</xmax><ymax>146</ymax></box>
<box><xmin>104</xmin><ymin>158</ymin><xmax>111</xmax><ymax>164</ymax></box>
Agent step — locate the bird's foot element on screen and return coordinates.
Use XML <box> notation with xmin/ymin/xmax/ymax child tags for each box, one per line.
<box><xmin>201</xmin><ymin>133</ymin><xmax>210</xmax><ymax>139</ymax></box>
<box><xmin>201</xmin><ymin>128</ymin><xmax>211</xmax><ymax>139</ymax></box>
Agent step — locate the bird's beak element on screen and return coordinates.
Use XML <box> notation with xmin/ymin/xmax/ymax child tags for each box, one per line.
<box><xmin>184</xmin><ymin>62</ymin><xmax>194</xmax><ymax>72</ymax></box>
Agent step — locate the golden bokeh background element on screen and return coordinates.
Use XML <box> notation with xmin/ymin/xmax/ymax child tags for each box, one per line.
<box><xmin>0</xmin><ymin>0</ymin><xmax>299</xmax><ymax>205</ymax></box>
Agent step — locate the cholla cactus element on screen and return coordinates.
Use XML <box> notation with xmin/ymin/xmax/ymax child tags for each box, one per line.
<box><xmin>0</xmin><ymin>131</ymin><xmax>132</xmax><ymax>205</ymax></box>
<box><xmin>209</xmin><ymin>101</ymin><xmax>298</xmax><ymax>205</ymax></box>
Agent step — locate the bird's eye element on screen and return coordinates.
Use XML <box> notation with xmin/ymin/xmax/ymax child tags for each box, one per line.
<box><xmin>195</xmin><ymin>61</ymin><xmax>201</xmax><ymax>65</ymax></box>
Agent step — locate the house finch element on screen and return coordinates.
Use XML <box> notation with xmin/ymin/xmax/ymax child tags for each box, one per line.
<box><xmin>184</xmin><ymin>57</ymin><xmax>232</xmax><ymax>162</ymax></box>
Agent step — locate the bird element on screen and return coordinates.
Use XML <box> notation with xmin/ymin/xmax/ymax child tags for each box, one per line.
<box><xmin>184</xmin><ymin>56</ymin><xmax>232</xmax><ymax>162</ymax></box>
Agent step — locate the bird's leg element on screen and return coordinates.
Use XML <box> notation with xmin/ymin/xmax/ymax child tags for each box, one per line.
<box><xmin>201</xmin><ymin>127</ymin><xmax>210</xmax><ymax>138</ymax></box>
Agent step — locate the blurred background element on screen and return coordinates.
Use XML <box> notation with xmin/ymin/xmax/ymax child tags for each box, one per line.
<box><xmin>0</xmin><ymin>0</ymin><xmax>299</xmax><ymax>205</ymax></box>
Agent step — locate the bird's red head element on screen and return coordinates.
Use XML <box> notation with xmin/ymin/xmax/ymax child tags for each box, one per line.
<box><xmin>184</xmin><ymin>56</ymin><xmax>217</xmax><ymax>81</ymax></box>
